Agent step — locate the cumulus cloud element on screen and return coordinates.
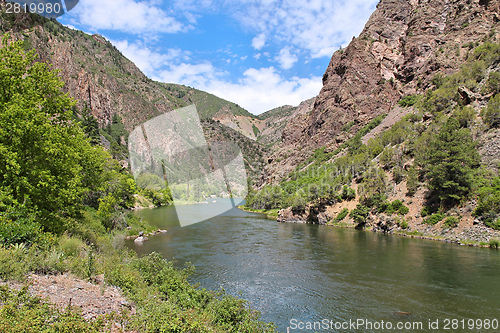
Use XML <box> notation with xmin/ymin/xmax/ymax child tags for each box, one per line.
<box><xmin>153</xmin><ymin>64</ymin><xmax>321</xmax><ymax>114</ymax></box>
<box><xmin>276</xmin><ymin>48</ymin><xmax>298</xmax><ymax>70</ymax></box>
<box><xmin>67</xmin><ymin>0</ymin><xmax>187</xmax><ymax>34</ymax></box>
<box><xmin>171</xmin><ymin>0</ymin><xmax>378</xmax><ymax>58</ymax></box>
<box><xmin>251</xmin><ymin>33</ymin><xmax>266</xmax><ymax>50</ymax></box>
<box><xmin>111</xmin><ymin>40</ymin><xmax>189</xmax><ymax>74</ymax></box>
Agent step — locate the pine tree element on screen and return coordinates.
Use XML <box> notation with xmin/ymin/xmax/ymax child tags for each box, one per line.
<box><xmin>425</xmin><ymin>117</ymin><xmax>480</xmax><ymax>205</ymax></box>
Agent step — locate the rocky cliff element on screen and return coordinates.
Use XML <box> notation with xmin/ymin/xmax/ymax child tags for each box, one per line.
<box><xmin>262</xmin><ymin>0</ymin><xmax>500</xmax><ymax>185</ymax></box>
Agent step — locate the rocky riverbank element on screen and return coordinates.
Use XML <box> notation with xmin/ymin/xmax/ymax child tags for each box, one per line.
<box><xmin>277</xmin><ymin>206</ymin><xmax>500</xmax><ymax>248</ymax></box>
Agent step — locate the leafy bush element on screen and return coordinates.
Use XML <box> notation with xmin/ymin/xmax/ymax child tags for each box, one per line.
<box><xmin>482</xmin><ymin>93</ymin><xmax>500</xmax><ymax>128</ymax></box>
<box><xmin>341</xmin><ymin>185</ymin><xmax>356</xmax><ymax>201</ymax></box>
<box><xmin>406</xmin><ymin>166</ymin><xmax>419</xmax><ymax>196</ymax></box>
<box><xmin>350</xmin><ymin>204</ymin><xmax>370</xmax><ymax>227</ymax></box>
<box><xmin>483</xmin><ymin>71</ymin><xmax>500</xmax><ymax>95</ymax></box>
<box><xmin>443</xmin><ymin>216</ymin><xmax>459</xmax><ymax>228</ymax></box>
<box><xmin>489</xmin><ymin>238</ymin><xmax>500</xmax><ymax>249</ymax></box>
<box><xmin>398</xmin><ymin>95</ymin><xmax>418</xmax><ymax>107</ymax></box>
<box><xmin>453</xmin><ymin>106</ymin><xmax>475</xmax><ymax>128</ymax></box>
<box><xmin>396</xmin><ymin>217</ymin><xmax>409</xmax><ymax>229</ymax></box>
<box><xmin>474</xmin><ymin>177</ymin><xmax>500</xmax><ymax>228</ymax></box>
<box><xmin>333</xmin><ymin>208</ymin><xmax>349</xmax><ymax>223</ymax></box>
<box><xmin>485</xmin><ymin>219</ymin><xmax>500</xmax><ymax>230</ymax></box>
<box><xmin>424</xmin><ymin>213</ymin><xmax>445</xmax><ymax>225</ymax></box>
<box><xmin>420</xmin><ymin>206</ymin><xmax>431</xmax><ymax>217</ymax></box>
<box><xmin>0</xmin><ymin>191</ymin><xmax>42</xmax><ymax>246</ymax></box>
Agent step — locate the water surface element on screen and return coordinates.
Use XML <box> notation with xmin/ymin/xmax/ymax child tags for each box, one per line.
<box><xmin>129</xmin><ymin>200</ymin><xmax>500</xmax><ymax>332</ymax></box>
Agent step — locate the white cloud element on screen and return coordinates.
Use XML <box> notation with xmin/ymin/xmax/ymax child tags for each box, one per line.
<box><xmin>111</xmin><ymin>40</ymin><xmax>189</xmax><ymax>75</ymax></box>
<box><xmin>170</xmin><ymin>0</ymin><xmax>378</xmax><ymax>58</ymax></box>
<box><xmin>234</xmin><ymin>0</ymin><xmax>379</xmax><ymax>58</ymax></box>
<box><xmin>154</xmin><ymin>64</ymin><xmax>321</xmax><ymax>114</ymax></box>
<box><xmin>67</xmin><ymin>0</ymin><xmax>187</xmax><ymax>34</ymax></box>
<box><xmin>251</xmin><ymin>33</ymin><xmax>266</xmax><ymax>50</ymax></box>
<box><xmin>276</xmin><ymin>48</ymin><xmax>298</xmax><ymax>70</ymax></box>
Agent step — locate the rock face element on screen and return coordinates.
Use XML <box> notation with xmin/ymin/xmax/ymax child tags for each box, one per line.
<box><xmin>264</xmin><ymin>0</ymin><xmax>500</xmax><ymax>184</ymax></box>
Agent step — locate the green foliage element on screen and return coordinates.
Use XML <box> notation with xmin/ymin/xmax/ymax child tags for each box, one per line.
<box><xmin>111</xmin><ymin>252</ymin><xmax>276</xmax><ymax>332</ymax></box>
<box><xmin>0</xmin><ymin>190</ymin><xmax>42</xmax><ymax>246</ymax></box>
<box><xmin>489</xmin><ymin>238</ymin><xmax>500</xmax><ymax>249</ymax></box>
<box><xmin>252</xmin><ymin>124</ymin><xmax>260</xmax><ymax>137</ymax></box>
<box><xmin>424</xmin><ymin>118</ymin><xmax>480</xmax><ymax>205</ymax></box>
<box><xmin>406</xmin><ymin>166</ymin><xmax>419</xmax><ymax>196</ymax></box>
<box><xmin>453</xmin><ymin>106</ymin><xmax>476</xmax><ymax>128</ymax></box>
<box><xmin>420</xmin><ymin>206</ymin><xmax>431</xmax><ymax>217</ymax></box>
<box><xmin>398</xmin><ymin>95</ymin><xmax>418</xmax><ymax>107</ymax></box>
<box><xmin>0</xmin><ymin>36</ymin><xmax>108</xmax><ymax>233</ymax></box>
<box><xmin>359</xmin><ymin>168</ymin><xmax>387</xmax><ymax>204</ymax></box>
<box><xmin>424</xmin><ymin>213</ymin><xmax>445</xmax><ymax>225</ymax></box>
<box><xmin>483</xmin><ymin>71</ymin><xmax>500</xmax><ymax>95</ymax></box>
<box><xmin>290</xmin><ymin>193</ymin><xmax>307</xmax><ymax>212</ymax></box>
<box><xmin>390</xmin><ymin>200</ymin><xmax>409</xmax><ymax>215</ymax></box>
<box><xmin>341</xmin><ymin>185</ymin><xmax>356</xmax><ymax>201</ymax></box>
<box><xmin>443</xmin><ymin>216</ymin><xmax>459</xmax><ymax>228</ymax></box>
<box><xmin>474</xmin><ymin>176</ymin><xmax>500</xmax><ymax>230</ymax></box>
<box><xmin>393</xmin><ymin>166</ymin><xmax>404</xmax><ymax>184</ymax></box>
<box><xmin>350</xmin><ymin>204</ymin><xmax>370</xmax><ymax>227</ymax></box>
<box><xmin>482</xmin><ymin>93</ymin><xmax>500</xmax><ymax>128</ymax></box>
<box><xmin>80</xmin><ymin>104</ymin><xmax>100</xmax><ymax>145</ymax></box>
<box><xmin>333</xmin><ymin>208</ymin><xmax>349</xmax><ymax>223</ymax></box>
<box><xmin>473</xmin><ymin>42</ymin><xmax>500</xmax><ymax>67</ymax></box>
<box><xmin>397</xmin><ymin>217</ymin><xmax>409</xmax><ymax>229</ymax></box>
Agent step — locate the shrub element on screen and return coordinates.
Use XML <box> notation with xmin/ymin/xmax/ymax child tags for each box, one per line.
<box><xmin>406</xmin><ymin>166</ymin><xmax>419</xmax><ymax>196</ymax></box>
<box><xmin>443</xmin><ymin>216</ymin><xmax>459</xmax><ymax>228</ymax></box>
<box><xmin>453</xmin><ymin>106</ymin><xmax>475</xmax><ymax>128</ymax></box>
<box><xmin>484</xmin><ymin>71</ymin><xmax>500</xmax><ymax>95</ymax></box>
<box><xmin>424</xmin><ymin>213</ymin><xmax>445</xmax><ymax>225</ymax></box>
<box><xmin>489</xmin><ymin>238</ymin><xmax>500</xmax><ymax>249</ymax></box>
<box><xmin>333</xmin><ymin>208</ymin><xmax>349</xmax><ymax>223</ymax></box>
<box><xmin>350</xmin><ymin>204</ymin><xmax>370</xmax><ymax>227</ymax></box>
<box><xmin>398</xmin><ymin>95</ymin><xmax>418</xmax><ymax>107</ymax></box>
<box><xmin>485</xmin><ymin>219</ymin><xmax>500</xmax><ymax>230</ymax></box>
<box><xmin>482</xmin><ymin>93</ymin><xmax>500</xmax><ymax>128</ymax></box>
<box><xmin>341</xmin><ymin>185</ymin><xmax>356</xmax><ymax>201</ymax></box>
<box><xmin>0</xmin><ymin>191</ymin><xmax>42</xmax><ymax>246</ymax></box>
<box><xmin>397</xmin><ymin>217</ymin><xmax>409</xmax><ymax>229</ymax></box>
<box><xmin>397</xmin><ymin>205</ymin><xmax>410</xmax><ymax>216</ymax></box>
<box><xmin>420</xmin><ymin>206</ymin><xmax>431</xmax><ymax>217</ymax></box>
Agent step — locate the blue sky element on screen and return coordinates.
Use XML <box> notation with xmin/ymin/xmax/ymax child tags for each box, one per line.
<box><xmin>59</xmin><ymin>0</ymin><xmax>378</xmax><ymax>115</ymax></box>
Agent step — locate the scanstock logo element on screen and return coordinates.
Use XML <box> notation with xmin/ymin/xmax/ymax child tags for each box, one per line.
<box><xmin>128</xmin><ymin>105</ymin><xmax>248</xmax><ymax>227</ymax></box>
<box><xmin>5</xmin><ymin>1</ymin><xmax>80</xmax><ymax>19</ymax></box>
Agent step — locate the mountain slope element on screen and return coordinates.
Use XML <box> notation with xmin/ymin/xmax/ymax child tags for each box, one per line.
<box><xmin>263</xmin><ymin>0</ymin><xmax>500</xmax><ymax>184</ymax></box>
<box><xmin>0</xmin><ymin>2</ymin><xmax>270</xmax><ymax>179</ymax></box>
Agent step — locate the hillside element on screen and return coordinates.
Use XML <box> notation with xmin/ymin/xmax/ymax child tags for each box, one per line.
<box><xmin>0</xmin><ymin>3</ymin><xmax>270</xmax><ymax>178</ymax></box>
<box><xmin>256</xmin><ymin>98</ymin><xmax>316</xmax><ymax>148</ymax></box>
<box><xmin>247</xmin><ymin>0</ymin><xmax>500</xmax><ymax>245</ymax></box>
<box><xmin>262</xmin><ymin>0</ymin><xmax>500</xmax><ymax>185</ymax></box>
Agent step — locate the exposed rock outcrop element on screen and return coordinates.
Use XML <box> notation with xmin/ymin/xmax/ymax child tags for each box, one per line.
<box><xmin>264</xmin><ymin>0</ymin><xmax>500</xmax><ymax>184</ymax></box>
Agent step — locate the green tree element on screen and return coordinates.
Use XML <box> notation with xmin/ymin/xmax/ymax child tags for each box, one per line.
<box><xmin>425</xmin><ymin>118</ymin><xmax>480</xmax><ymax>205</ymax></box>
<box><xmin>482</xmin><ymin>93</ymin><xmax>500</xmax><ymax>128</ymax></box>
<box><xmin>0</xmin><ymin>36</ymin><xmax>107</xmax><ymax>233</ymax></box>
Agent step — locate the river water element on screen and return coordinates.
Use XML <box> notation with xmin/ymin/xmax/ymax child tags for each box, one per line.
<box><xmin>129</xmin><ymin>199</ymin><xmax>500</xmax><ymax>332</ymax></box>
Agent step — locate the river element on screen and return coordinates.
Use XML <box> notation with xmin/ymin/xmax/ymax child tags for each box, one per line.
<box><xmin>129</xmin><ymin>199</ymin><xmax>500</xmax><ymax>332</ymax></box>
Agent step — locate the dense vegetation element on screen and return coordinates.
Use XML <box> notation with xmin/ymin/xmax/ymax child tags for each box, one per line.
<box><xmin>246</xmin><ymin>42</ymin><xmax>500</xmax><ymax>233</ymax></box>
<box><xmin>0</xmin><ymin>37</ymin><xmax>275</xmax><ymax>331</ymax></box>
